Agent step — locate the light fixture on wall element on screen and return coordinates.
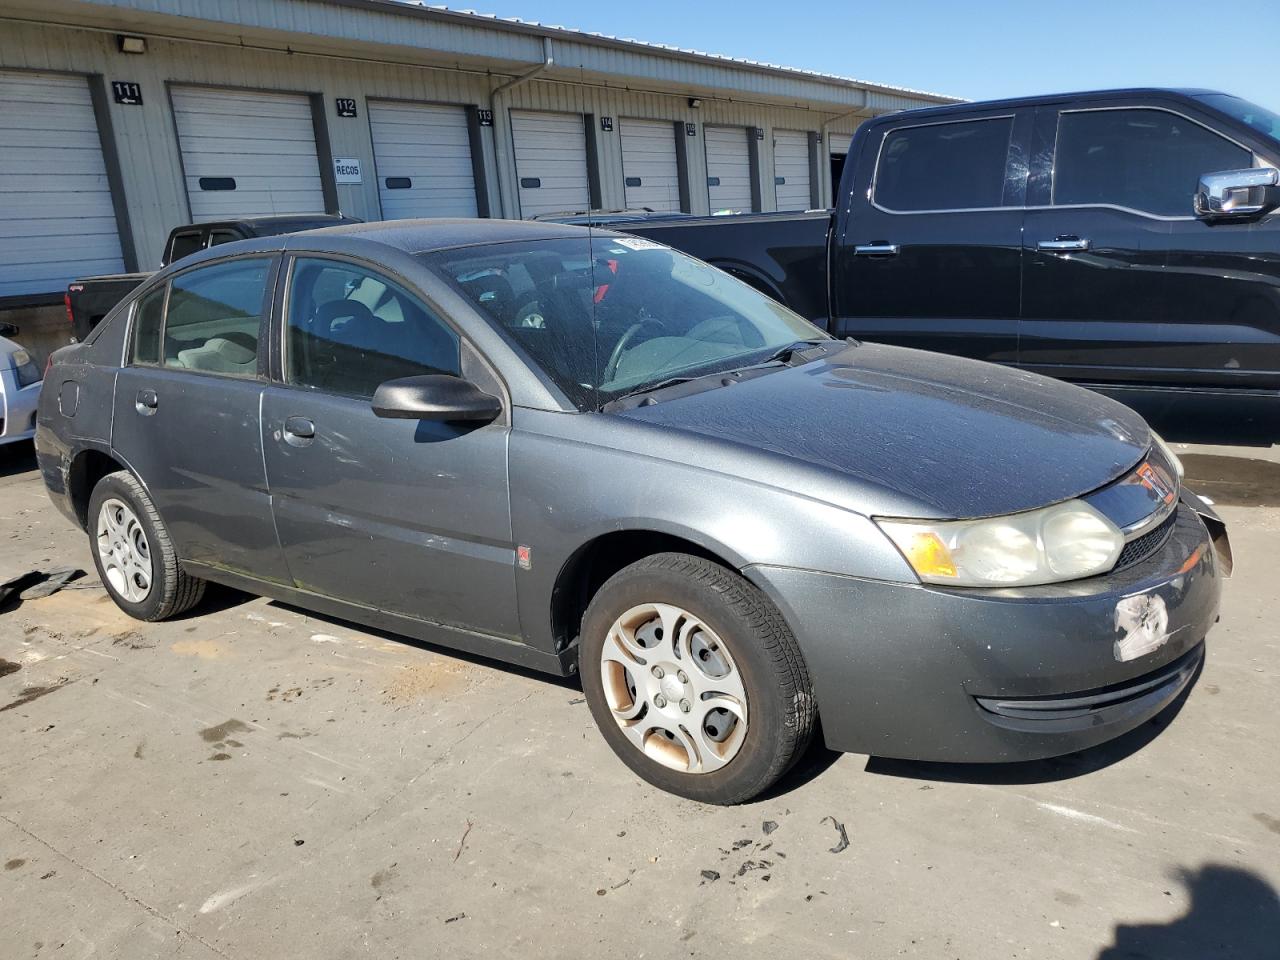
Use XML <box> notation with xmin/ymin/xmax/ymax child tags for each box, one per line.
<box><xmin>688</xmin><ymin>97</ymin><xmax>702</xmax><ymax>109</ymax></box>
<box><xmin>117</xmin><ymin>35</ymin><xmax>147</xmax><ymax>54</ymax></box>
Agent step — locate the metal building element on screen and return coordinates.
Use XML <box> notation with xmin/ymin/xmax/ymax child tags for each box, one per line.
<box><xmin>0</xmin><ymin>0</ymin><xmax>953</xmax><ymax>353</ymax></box>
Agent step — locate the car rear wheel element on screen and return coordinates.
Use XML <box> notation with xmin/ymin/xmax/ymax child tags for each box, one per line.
<box><xmin>580</xmin><ymin>553</ymin><xmax>815</xmax><ymax>804</ymax></box>
<box><xmin>88</xmin><ymin>470</ymin><xmax>205</xmax><ymax>621</ymax></box>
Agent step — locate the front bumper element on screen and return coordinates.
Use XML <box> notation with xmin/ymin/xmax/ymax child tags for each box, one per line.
<box><xmin>747</xmin><ymin>499</ymin><xmax>1223</xmax><ymax>762</ymax></box>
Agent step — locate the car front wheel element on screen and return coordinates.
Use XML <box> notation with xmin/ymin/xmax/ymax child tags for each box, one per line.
<box><xmin>580</xmin><ymin>553</ymin><xmax>815</xmax><ymax>804</ymax></box>
<box><xmin>88</xmin><ymin>470</ymin><xmax>205</xmax><ymax>621</ymax></box>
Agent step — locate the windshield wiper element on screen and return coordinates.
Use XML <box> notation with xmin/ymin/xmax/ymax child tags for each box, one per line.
<box><xmin>599</xmin><ymin>376</ymin><xmax>699</xmax><ymax>412</ymax></box>
<box><xmin>761</xmin><ymin>337</ymin><xmax>835</xmax><ymax>365</ymax></box>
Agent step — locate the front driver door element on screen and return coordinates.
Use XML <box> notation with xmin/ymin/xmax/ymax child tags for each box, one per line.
<box><xmin>260</xmin><ymin>255</ymin><xmax>520</xmax><ymax>639</ymax></box>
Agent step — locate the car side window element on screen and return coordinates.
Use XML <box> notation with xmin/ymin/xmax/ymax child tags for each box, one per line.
<box><xmin>167</xmin><ymin>230</ymin><xmax>204</xmax><ymax>263</ymax></box>
<box><xmin>874</xmin><ymin>116</ymin><xmax>1014</xmax><ymax>212</ymax></box>
<box><xmin>208</xmin><ymin>229</ymin><xmax>242</xmax><ymax>247</ymax></box>
<box><xmin>286</xmin><ymin>257</ymin><xmax>461</xmax><ymax>399</ymax></box>
<box><xmin>161</xmin><ymin>258</ymin><xmax>271</xmax><ymax>377</ymax></box>
<box><xmin>131</xmin><ymin>286</ymin><xmax>166</xmax><ymax>365</ymax></box>
<box><xmin>1053</xmin><ymin>108</ymin><xmax>1252</xmax><ymax>217</ymax></box>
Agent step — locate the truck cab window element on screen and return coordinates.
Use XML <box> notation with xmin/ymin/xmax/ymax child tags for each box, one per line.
<box><xmin>1053</xmin><ymin>108</ymin><xmax>1252</xmax><ymax>217</ymax></box>
<box><xmin>874</xmin><ymin>117</ymin><xmax>1013</xmax><ymax>212</ymax></box>
<box><xmin>167</xmin><ymin>231</ymin><xmax>204</xmax><ymax>263</ymax></box>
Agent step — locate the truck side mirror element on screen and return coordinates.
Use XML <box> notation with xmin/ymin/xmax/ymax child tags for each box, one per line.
<box><xmin>1194</xmin><ymin>167</ymin><xmax>1280</xmax><ymax>221</ymax></box>
<box><xmin>0</xmin><ymin>322</ymin><xmax>18</xmax><ymax>338</ymax></box>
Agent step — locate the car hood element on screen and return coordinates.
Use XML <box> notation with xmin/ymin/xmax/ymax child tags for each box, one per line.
<box><xmin>619</xmin><ymin>342</ymin><xmax>1150</xmax><ymax>519</ymax></box>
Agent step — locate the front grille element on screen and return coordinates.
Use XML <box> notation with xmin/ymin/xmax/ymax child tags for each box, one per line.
<box><xmin>1114</xmin><ymin>511</ymin><xmax>1177</xmax><ymax>571</ymax></box>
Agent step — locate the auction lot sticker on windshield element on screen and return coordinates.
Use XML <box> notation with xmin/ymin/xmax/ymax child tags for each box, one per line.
<box><xmin>612</xmin><ymin>237</ymin><xmax>666</xmax><ymax>251</ymax></box>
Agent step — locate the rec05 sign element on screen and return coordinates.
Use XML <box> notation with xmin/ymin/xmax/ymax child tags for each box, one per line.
<box><xmin>333</xmin><ymin>158</ymin><xmax>363</xmax><ymax>184</ymax></box>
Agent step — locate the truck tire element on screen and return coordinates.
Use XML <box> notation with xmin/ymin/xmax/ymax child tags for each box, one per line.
<box><xmin>580</xmin><ymin>552</ymin><xmax>815</xmax><ymax>804</ymax></box>
<box><xmin>88</xmin><ymin>470</ymin><xmax>205</xmax><ymax>621</ymax></box>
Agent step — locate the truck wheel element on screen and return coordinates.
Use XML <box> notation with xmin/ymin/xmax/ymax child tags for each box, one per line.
<box><xmin>580</xmin><ymin>553</ymin><xmax>815</xmax><ymax>804</ymax></box>
<box><xmin>88</xmin><ymin>471</ymin><xmax>205</xmax><ymax>621</ymax></box>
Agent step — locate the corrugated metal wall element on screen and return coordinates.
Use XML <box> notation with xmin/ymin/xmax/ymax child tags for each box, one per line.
<box><xmin>0</xmin><ymin>17</ymin><xmax>914</xmax><ymax>275</ymax></box>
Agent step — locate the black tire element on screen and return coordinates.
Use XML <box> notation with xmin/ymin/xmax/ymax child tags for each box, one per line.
<box><xmin>87</xmin><ymin>470</ymin><xmax>205</xmax><ymax>621</ymax></box>
<box><xmin>580</xmin><ymin>552</ymin><xmax>815</xmax><ymax>804</ymax></box>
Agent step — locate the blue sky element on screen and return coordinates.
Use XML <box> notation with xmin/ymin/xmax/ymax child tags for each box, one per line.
<box><xmin>467</xmin><ymin>0</ymin><xmax>1276</xmax><ymax>112</ymax></box>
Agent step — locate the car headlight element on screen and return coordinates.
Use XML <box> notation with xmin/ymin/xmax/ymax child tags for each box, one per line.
<box><xmin>1150</xmin><ymin>430</ymin><xmax>1184</xmax><ymax>482</ymax></box>
<box><xmin>876</xmin><ymin>499</ymin><xmax>1125</xmax><ymax>587</ymax></box>
<box><xmin>11</xmin><ymin>349</ymin><xmax>41</xmax><ymax>389</ymax></box>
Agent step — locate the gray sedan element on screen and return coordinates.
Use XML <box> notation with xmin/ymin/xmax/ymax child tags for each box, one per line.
<box><xmin>35</xmin><ymin>220</ymin><xmax>1228</xmax><ymax>804</ymax></box>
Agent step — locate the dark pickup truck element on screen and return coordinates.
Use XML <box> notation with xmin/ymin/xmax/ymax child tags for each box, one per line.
<box><xmin>617</xmin><ymin>88</ymin><xmax>1280</xmax><ymax>408</ymax></box>
<box><xmin>67</xmin><ymin>214</ymin><xmax>359</xmax><ymax>341</ymax></box>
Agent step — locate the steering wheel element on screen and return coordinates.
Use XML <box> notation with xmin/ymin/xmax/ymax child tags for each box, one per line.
<box><xmin>603</xmin><ymin>317</ymin><xmax>668</xmax><ymax>383</ymax></box>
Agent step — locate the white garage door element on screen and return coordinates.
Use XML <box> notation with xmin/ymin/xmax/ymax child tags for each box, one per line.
<box><xmin>0</xmin><ymin>71</ymin><xmax>125</xmax><ymax>297</ymax></box>
<box><xmin>368</xmin><ymin>101</ymin><xmax>478</xmax><ymax>219</ymax></box>
<box><xmin>171</xmin><ymin>87</ymin><xmax>326</xmax><ymax>220</ymax></box>
<box><xmin>774</xmin><ymin>130</ymin><xmax>812</xmax><ymax>211</ymax></box>
<box><xmin>510</xmin><ymin>111</ymin><xmax>590</xmax><ymax>218</ymax></box>
<box><xmin>619</xmin><ymin>119</ymin><xmax>681</xmax><ymax>212</ymax></box>
<box><xmin>705</xmin><ymin>126</ymin><xmax>754</xmax><ymax>213</ymax></box>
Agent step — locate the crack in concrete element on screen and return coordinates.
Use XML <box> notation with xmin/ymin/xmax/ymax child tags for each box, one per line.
<box><xmin>0</xmin><ymin>812</ymin><xmax>236</xmax><ymax>960</ymax></box>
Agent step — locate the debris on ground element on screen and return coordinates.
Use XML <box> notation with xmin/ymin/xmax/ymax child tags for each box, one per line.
<box><xmin>453</xmin><ymin>819</ymin><xmax>473</xmax><ymax>863</ymax></box>
<box><xmin>700</xmin><ymin>869</ymin><xmax>720</xmax><ymax>883</ymax></box>
<box><xmin>731</xmin><ymin>838</ymin><xmax>752</xmax><ymax>850</ymax></box>
<box><xmin>443</xmin><ymin>912</ymin><xmax>466</xmax><ymax>924</ymax></box>
<box><xmin>567</xmin><ymin>697</ymin><xmax>586</xmax><ymax>705</ymax></box>
<box><xmin>735</xmin><ymin>859</ymin><xmax>772</xmax><ymax>877</ymax></box>
<box><xmin>821</xmin><ymin>815</ymin><xmax>850</xmax><ymax>854</ymax></box>
<box><xmin>762</xmin><ymin>820</ymin><xmax>778</xmax><ymax>835</ymax></box>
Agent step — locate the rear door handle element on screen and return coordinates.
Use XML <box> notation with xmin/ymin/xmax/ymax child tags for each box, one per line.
<box><xmin>135</xmin><ymin>389</ymin><xmax>158</xmax><ymax>416</ymax></box>
<box><xmin>1037</xmin><ymin>236</ymin><xmax>1090</xmax><ymax>252</ymax></box>
<box><xmin>853</xmin><ymin>243</ymin><xmax>900</xmax><ymax>257</ymax></box>
<box><xmin>283</xmin><ymin>416</ymin><xmax>315</xmax><ymax>447</ymax></box>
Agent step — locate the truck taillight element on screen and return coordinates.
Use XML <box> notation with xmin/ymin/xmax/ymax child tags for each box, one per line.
<box><xmin>64</xmin><ymin>291</ymin><xmax>74</xmax><ymax>327</ymax></box>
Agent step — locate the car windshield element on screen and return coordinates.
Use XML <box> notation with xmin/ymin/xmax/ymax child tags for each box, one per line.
<box><xmin>1196</xmin><ymin>94</ymin><xmax>1280</xmax><ymax>144</ymax></box>
<box><xmin>426</xmin><ymin>237</ymin><xmax>826</xmax><ymax>410</ymax></box>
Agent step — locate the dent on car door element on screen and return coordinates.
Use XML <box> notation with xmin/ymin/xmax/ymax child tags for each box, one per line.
<box><xmin>260</xmin><ymin>256</ymin><xmax>521</xmax><ymax>640</ymax></box>
<box><xmin>830</xmin><ymin>109</ymin><xmax>1030</xmax><ymax>363</ymax></box>
<box><xmin>110</xmin><ymin>256</ymin><xmax>290</xmax><ymax>582</ymax></box>
<box><xmin>1020</xmin><ymin>102</ymin><xmax>1278</xmax><ymax>389</ymax></box>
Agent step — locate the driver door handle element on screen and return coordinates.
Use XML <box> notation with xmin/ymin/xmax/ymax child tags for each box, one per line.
<box><xmin>284</xmin><ymin>416</ymin><xmax>315</xmax><ymax>447</ymax></box>
<box><xmin>853</xmin><ymin>242</ymin><xmax>900</xmax><ymax>257</ymax></box>
<box><xmin>1037</xmin><ymin>236</ymin><xmax>1090</xmax><ymax>252</ymax></box>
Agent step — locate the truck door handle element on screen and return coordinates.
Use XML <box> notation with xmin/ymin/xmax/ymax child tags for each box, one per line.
<box><xmin>135</xmin><ymin>389</ymin><xmax>158</xmax><ymax>416</ymax></box>
<box><xmin>1037</xmin><ymin>236</ymin><xmax>1090</xmax><ymax>252</ymax></box>
<box><xmin>283</xmin><ymin>416</ymin><xmax>315</xmax><ymax>447</ymax></box>
<box><xmin>853</xmin><ymin>243</ymin><xmax>900</xmax><ymax>257</ymax></box>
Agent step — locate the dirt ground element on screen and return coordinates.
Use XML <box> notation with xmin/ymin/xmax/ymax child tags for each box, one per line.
<box><xmin>1</xmin><ymin>436</ymin><xmax>1277</xmax><ymax>959</ymax></box>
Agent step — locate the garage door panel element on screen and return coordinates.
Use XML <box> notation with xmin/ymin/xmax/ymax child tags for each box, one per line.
<box><xmin>620</xmin><ymin>118</ymin><xmax>681</xmax><ymax>212</ymax></box>
<box><xmin>368</xmin><ymin>100</ymin><xmax>478</xmax><ymax>219</ymax></box>
<box><xmin>511</xmin><ymin>111</ymin><xmax>590</xmax><ymax>218</ymax></box>
<box><xmin>705</xmin><ymin>126</ymin><xmax>754</xmax><ymax>212</ymax></box>
<box><xmin>0</xmin><ymin>70</ymin><xmax>125</xmax><ymax>296</ymax></box>
<box><xmin>172</xmin><ymin>86</ymin><xmax>327</xmax><ymax>220</ymax></box>
<box><xmin>774</xmin><ymin>130</ymin><xmax>812</xmax><ymax>211</ymax></box>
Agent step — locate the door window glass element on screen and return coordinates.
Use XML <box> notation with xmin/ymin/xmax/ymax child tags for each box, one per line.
<box><xmin>162</xmin><ymin>258</ymin><xmax>270</xmax><ymax>377</ymax></box>
<box><xmin>1053</xmin><ymin>108</ymin><xmax>1252</xmax><ymax>217</ymax></box>
<box><xmin>286</xmin><ymin>258</ymin><xmax>461</xmax><ymax>399</ymax></box>
<box><xmin>131</xmin><ymin>286</ymin><xmax>165</xmax><ymax>365</ymax></box>
<box><xmin>167</xmin><ymin>230</ymin><xmax>203</xmax><ymax>263</ymax></box>
<box><xmin>874</xmin><ymin>117</ymin><xmax>1014</xmax><ymax>211</ymax></box>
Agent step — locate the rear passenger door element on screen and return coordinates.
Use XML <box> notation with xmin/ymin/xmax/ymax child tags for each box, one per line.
<box><xmin>1019</xmin><ymin>100</ymin><xmax>1270</xmax><ymax>388</ymax></box>
<box><xmin>111</xmin><ymin>256</ymin><xmax>290</xmax><ymax>583</ymax></box>
<box><xmin>260</xmin><ymin>256</ymin><xmax>520</xmax><ymax>640</ymax></box>
<box><xmin>831</xmin><ymin>108</ymin><xmax>1030</xmax><ymax>363</ymax></box>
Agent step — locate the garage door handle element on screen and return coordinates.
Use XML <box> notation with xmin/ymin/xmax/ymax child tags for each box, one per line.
<box><xmin>135</xmin><ymin>389</ymin><xmax>158</xmax><ymax>416</ymax></box>
<box><xmin>853</xmin><ymin>243</ymin><xmax>900</xmax><ymax>257</ymax></box>
<box><xmin>284</xmin><ymin>416</ymin><xmax>315</xmax><ymax>447</ymax></box>
<box><xmin>1038</xmin><ymin>236</ymin><xmax>1090</xmax><ymax>252</ymax></box>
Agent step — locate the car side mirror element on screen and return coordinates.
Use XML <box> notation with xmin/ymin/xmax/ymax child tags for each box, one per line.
<box><xmin>1194</xmin><ymin>167</ymin><xmax>1280</xmax><ymax>221</ymax></box>
<box><xmin>370</xmin><ymin>374</ymin><xmax>502</xmax><ymax>423</ymax></box>
<box><xmin>0</xmin><ymin>322</ymin><xmax>18</xmax><ymax>338</ymax></box>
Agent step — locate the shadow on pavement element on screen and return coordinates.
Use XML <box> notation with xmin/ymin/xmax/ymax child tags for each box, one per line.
<box><xmin>0</xmin><ymin>440</ymin><xmax>37</xmax><ymax>479</ymax></box>
<box><xmin>1097</xmin><ymin>864</ymin><xmax>1280</xmax><ymax>960</ymax></box>
<box><xmin>862</xmin><ymin>658</ymin><xmax>1198</xmax><ymax>786</ymax></box>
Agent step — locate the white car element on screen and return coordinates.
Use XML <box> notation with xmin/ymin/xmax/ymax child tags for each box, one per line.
<box><xmin>1</xmin><ymin>330</ymin><xmax>42</xmax><ymax>446</ymax></box>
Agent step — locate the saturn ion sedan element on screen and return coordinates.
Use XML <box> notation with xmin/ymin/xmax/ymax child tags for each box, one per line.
<box><xmin>35</xmin><ymin>219</ymin><xmax>1229</xmax><ymax>804</ymax></box>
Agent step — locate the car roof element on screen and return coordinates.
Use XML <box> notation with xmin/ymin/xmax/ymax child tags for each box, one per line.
<box><xmin>879</xmin><ymin>87</ymin><xmax>1229</xmax><ymax>122</ymax></box>
<box><xmin>283</xmin><ymin>217</ymin><xmax>609</xmax><ymax>255</ymax></box>
<box><xmin>184</xmin><ymin>214</ymin><xmax>362</xmax><ymax>234</ymax></box>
